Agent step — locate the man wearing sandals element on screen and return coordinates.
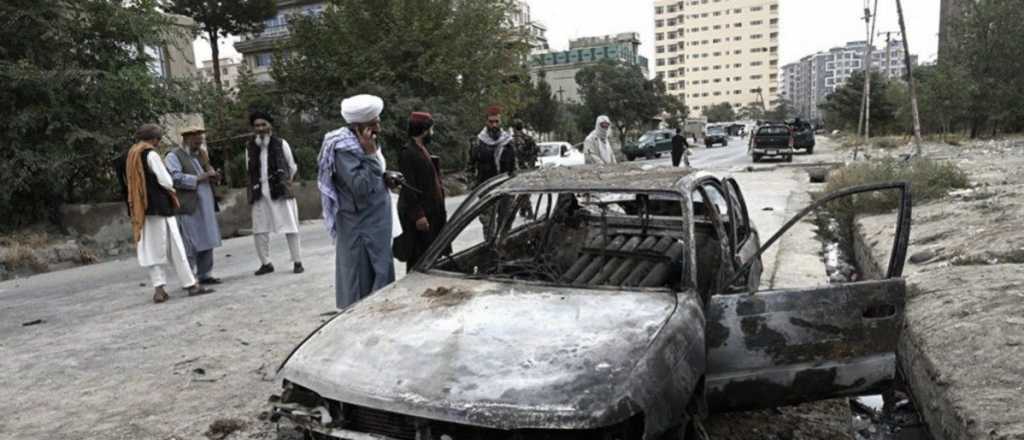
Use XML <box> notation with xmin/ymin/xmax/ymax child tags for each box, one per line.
<box><xmin>122</xmin><ymin>124</ymin><xmax>214</xmax><ymax>303</ymax></box>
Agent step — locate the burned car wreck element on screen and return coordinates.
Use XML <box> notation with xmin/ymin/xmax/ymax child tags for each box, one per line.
<box><xmin>272</xmin><ymin>164</ymin><xmax>912</xmax><ymax>440</ymax></box>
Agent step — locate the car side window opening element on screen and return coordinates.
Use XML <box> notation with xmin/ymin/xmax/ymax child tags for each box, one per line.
<box><xmin>428</xmin><ymin>191</ymin><xmax>690</xmax><ymax>291</ymax></box>
<box><xmin>691</xmin><ymin>186</ymin><xmax>730</xmax><ymax>299</ymax></box>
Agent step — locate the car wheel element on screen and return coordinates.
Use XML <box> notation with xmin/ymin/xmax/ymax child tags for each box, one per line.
<box><xmin>626</xmin><ymin>154</ymin><xmax>636</xmax><ymax>161</ymax></box>
<box><xmin>752</xmin><ymin>154</ymin><xmax>762</xmax><ymax>163</ymax></box>
<box><xmin>806</xmin><ymin>146</ymin><xmax>815</xmax><ymax>155</ymax></box>
<box><xmin>786</xmin><ymin>154</ymin><xmax>794</xmax><ymax>162</ymax></box>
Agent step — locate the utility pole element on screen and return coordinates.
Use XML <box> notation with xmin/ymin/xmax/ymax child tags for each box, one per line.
<box><xmin>895</xmin><ymin>0</ymin><xmax>924</xmax><ymax>155</ymax></box>
<box><xmin>857</xmin><ymin>2</ymin><xmax>871</xmax><ymax>142</ymax></box>
<box><xmin>863</xmin><ymin>0</ymin><xmax>880</xmax><ymax>144</ymax></box>
<box><xmin>878</xmin><ymin>31</ymin><xmax>895</xmax><ymax>78</ymax></box>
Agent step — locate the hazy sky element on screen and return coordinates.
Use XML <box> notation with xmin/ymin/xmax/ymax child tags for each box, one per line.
<box><xmin>194</xmin><ymin>0</ymin><xmax>941</xmax><ymax>68</ymax></box>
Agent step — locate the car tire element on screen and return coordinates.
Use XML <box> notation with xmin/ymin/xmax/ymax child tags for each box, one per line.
<box><xmin>786</xmin><ymin>154</ymin><xmax>794</xmax><ymax>162</ymax></box>
<box><xmin>752</xmin><ymin>154</ymin><xmax>762</xmax><ymax>163</ymax></box>
<box><xmin>806</xmin><ymin>146</ymin><xmax>815</xmax><ymax>155</ymax></box>
<box><xmin>626</xmin><ymin>154</ymin><xmax>636</xmax><ymax>161</ymax></box>
<box><xmin>655</xmin><ymin>153</ymin><xmax>663</xmax><ymax>158</ymax></box>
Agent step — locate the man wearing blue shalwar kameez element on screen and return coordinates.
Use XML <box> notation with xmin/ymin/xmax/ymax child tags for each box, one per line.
<box><xmin>318</xmin><ymin>95</ymin><xmax>395</xmax><ymax>309</ymax></box>
<box><xmin>165</xmin><ymin>126</ymin><xmax>223</xmax><ymax>284</ymax></box>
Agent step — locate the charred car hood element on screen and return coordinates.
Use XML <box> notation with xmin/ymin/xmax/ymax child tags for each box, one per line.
<box><xmin>278</xmin><ymin>272</ymin><xmax>683</xmax><ymax>430</ymax></box>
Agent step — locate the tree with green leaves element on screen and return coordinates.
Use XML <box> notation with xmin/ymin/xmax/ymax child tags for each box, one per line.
<box><xmin>764</xmin><ymin>100</ymin><xmax>796</xmax><ymax>122</ymax></box>
<box><xmin>0</xmin><ymin>0</ymin><xmax>193</xmax><ymax>230</ymax></box>
<box><xmin>272</xmin><ymin>0</ymin><xmax>529</xmax><ymax>170</ymax></box>
<box><xmin>820</xmin><ymin>70</ymin><xmax>895</xmax><ymax>133</ymax></box>
<box><xmin>575</xmin><ymin>60</ymin><xmax>682</xmax><ymax>146</ymax></box>
<box><xmin>940</xmin><ymin>0</ymin><xmax>1024</xmax><ymax>137</ymax></box>
<box><xmin>521</xmin><ymin>75</ymin><xmax>559</xmax><ymax>136</ymax></box>
<box><xmin>704</xmin><ymin>102</ymin><xmax>737</xmax><ymax>123</ymax></box>
<box><xmin>166</xmin><ymin>0</ymin><xmax>276</xmax><ymax>89</ymax></box>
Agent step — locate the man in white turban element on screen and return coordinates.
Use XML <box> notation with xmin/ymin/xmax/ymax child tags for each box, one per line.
<box><xmin>317</xmin><ymin>94</ymin><xmax>396</xmax><ymax>309</ymax></box>
<box><xmin>584</xmin><ymin>115</ymin><xmax>617</xmax><ymax>165</ymax></box>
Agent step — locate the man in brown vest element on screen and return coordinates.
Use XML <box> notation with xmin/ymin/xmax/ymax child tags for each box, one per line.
<box><xmin>246</xmin><ymin>111</ymin><xmax>304</xmax><ymax>276</ymax></box>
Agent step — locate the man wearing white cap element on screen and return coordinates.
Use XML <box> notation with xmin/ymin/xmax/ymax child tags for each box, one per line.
<box><xmin>318</xmin><ymin>94</ymin><xmax>395</xmax><ymax>309</ymax></box>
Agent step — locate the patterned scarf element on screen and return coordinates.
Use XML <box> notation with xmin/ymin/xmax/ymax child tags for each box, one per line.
<box><xmin>318</xmin><ymin>127</ymin><xmax>386</xmax><ymax>239</ymax></box>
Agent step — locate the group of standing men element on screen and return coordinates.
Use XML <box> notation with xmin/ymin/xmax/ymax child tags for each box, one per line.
<box><xmin>123</xmin><ymin>100</ymin><xmax>677</xmax><ymax>310</ymax></box>
<box><xmin>123</xmin><ymin>113</ymin><xmax>305</xmax><ymax>304</ymax></box>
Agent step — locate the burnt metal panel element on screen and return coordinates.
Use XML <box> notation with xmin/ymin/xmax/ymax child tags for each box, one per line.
<box><xmin>706</xmin><ymin>279</ymin><xmax>906</xmax><ymax>412</ymax></box>
<box><xmin>277</xmin><ymin>272</ymin><xmax>701</xmax><ymax>431</ymax></box>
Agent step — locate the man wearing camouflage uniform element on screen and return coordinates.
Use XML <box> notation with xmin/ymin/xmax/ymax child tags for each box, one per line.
<box><xmin>511</xmin><ymin>119</ymin><xmax>538</xmax><ymax>219</ymax></box>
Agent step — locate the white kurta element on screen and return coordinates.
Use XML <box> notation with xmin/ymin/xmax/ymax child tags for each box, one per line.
<box><xmin>247</xmin><ymin>137</ymin><xmax>300</xmax><ymax>234</ymax></box>
<box><xmin>137</xmin><ymin>152</ymin><xmax>190</xmax><ymax>268</ymax></box>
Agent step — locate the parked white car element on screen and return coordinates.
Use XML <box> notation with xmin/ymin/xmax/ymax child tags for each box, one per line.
<box><xmin>536</xmin><ymin>141</ymin><xmax>585</xmax><ymax>168</ymax></box>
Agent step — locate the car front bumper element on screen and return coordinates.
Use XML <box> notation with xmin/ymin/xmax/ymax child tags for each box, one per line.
<box><xmin>751</xmin><ymin>147</ymin><xmax>795</xmax><ymax>156</ymax></box>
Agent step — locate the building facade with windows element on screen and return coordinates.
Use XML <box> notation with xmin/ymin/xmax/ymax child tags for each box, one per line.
<box><xmin>147</xmin><ymin>13</ymin><xmax>199</xmax><ymax>80</ymax></box>
<box><xmin>529</xmin><ymin>32</ymin><xmax>649</xmax><ymax>104</ymax></box>
<box><xmin>511</xmin><ymin>1</ymin><xmax>550</xmax><ymax>54</ymax></box>
<box><xmin>198</xmin><ymin>58</ymin><xmax>244</xmax><ymax>89</ymax></box>
<box><xmin>780</xmin><ymin>40</ymin><xmax>918</xmax><ymax>122</ymax></box>
<box><xmin>234</xmin><ymin>0</ymin><xmax>325</xmax><ymax>83</ymax></box>
<box><xmin>653</xmin><ymin>0</ymin><xmax>780</xmax><ymax>117</ymax></box>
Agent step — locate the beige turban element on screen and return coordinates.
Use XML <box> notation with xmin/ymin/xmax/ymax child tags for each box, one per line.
<box><xmin>341</xmin><ymin>95</ymin><xmax>384</xmax><ymax>124</ymax></box>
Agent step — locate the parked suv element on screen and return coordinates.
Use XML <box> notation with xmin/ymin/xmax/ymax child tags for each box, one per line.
<box><xmin>749</xmin><ymin>124</ymin><xmax>795</xmax><ymax>162</ymax></box>
<box><xmin>623</xmin><ymin>129</ymin><xmax>673</xmax><ymax>161</ymax></box>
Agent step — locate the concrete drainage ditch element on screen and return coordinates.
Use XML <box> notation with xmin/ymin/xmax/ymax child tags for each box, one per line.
<box><xmin>811</xmin><ymin>197</ymin><xmax>932</xmax><ymax>440</ymax></box>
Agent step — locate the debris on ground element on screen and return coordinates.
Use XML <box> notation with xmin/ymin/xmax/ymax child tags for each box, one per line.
<box><xmin>205</xmin><ymin>418</ymin><xmax>246</xmax><ymax>440</ymax></box>
<box><xmin>21</xmin><ymin>319</ymin><xmax>45</xmax><ymax>326</ymax></box>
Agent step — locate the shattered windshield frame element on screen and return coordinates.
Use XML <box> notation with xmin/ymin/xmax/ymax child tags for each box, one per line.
<box><xmin>420</xmin><ymin>189</ymin><xmax>694</xmax><ymax>293</ymax></box>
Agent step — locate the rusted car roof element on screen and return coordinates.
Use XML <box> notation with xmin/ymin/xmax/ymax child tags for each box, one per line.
<box><xmin>496</xmin><ymin>163</ymin><xmax>698</xmax><ymax>194</ymax></box>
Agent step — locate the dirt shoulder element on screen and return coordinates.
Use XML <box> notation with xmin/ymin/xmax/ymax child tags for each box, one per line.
<box><xmin>856</xmin><ymin>137</ymin><xmax>1024</xmax><ymax>440</ymax></box>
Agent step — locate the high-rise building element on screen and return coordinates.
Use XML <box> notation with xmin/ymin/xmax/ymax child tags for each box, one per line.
<box><xmin>511</xmin><ymin>1</ymin><xmax>550</xmax><ymax>54</ymax></box>
<box><xmin>234</xmin><ymin>0</ymin><xmax>326</xmax><ymax>83</ymax></box>
<box><xmin>198</xmin><ymin>58</ymin><xmax>245</xmax><ymax>89</ymax></box>
<box><xmin>938</xmin><ymin>0</ymin><xmax>966</xmax><ymax>62</ymax></box>
<box><xmin>529</xmin><ymin>32</ymin><xmax>649</xmax><ymax>104</ymax></box>
<box><xmin>780</xmin><ymin>40</ymin><xmax>918</xmax><ymax>122</ymax></box>
<box><xmin>653</xmin><ymin>0</ymin><xmax>780</xmax><ymax>117</ymax></box>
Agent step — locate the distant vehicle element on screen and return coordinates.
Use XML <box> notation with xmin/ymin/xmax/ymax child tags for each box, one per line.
<box><xmin>535</xmin><ymin>141</ymin><xmax>584</xmax><ymax>168</ymax></box>
<box><xmin>705</xmin><ymin>125</ymin><xmax>729</xmax><ymax>148</ymax></box>
<box><xmin>788</xmin><ymin>120</ymin><xmax>816</xmax><ymax>154</ymax></box>
<box><xmin>749</xmin><ymin>124</ymin><xmax>795</xmax><ymax>163</ymax></box>
<box><xmin>622</xmin><ymin>129</ymin><xmax>673</xmax><ymax>161</ymax></box>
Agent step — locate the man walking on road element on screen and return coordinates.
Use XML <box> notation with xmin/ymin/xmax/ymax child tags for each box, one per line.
<box><xmin>165</xmin><ymin>126</ymin><xmax>223</xmax><ymax>285</ymax></box>
<box><xmin>470</xmin><ymin>106</ymin><xmax>515</xmax><ymax>240</ymax></box>
<box><xmin>122</xmin><ymin>124</ymin><xmax>213</xmax><ymax>303</ymax></box>
<box><xmin>584</xmin><ymin>115</ymin><xmax>617</xmax><ymax>165</ymax></box>
<box><xmin>318</xmin><ymin>95</ymin><xmax>395</xmax><ymax>309</ymax></box>
<box><xmin>671</xmin><ymin>128</ymin><xmax>690</xmax><ymax>167</ymax></box>
<box><xmin>246</xmin><ymin>111</ymin><xmax>304</xmax><ymax>276</ymax></box>
<box><xmin>511</xmin><ymin>119</ymin><xmax>539</xmax><ymax>171</ymax></box>
<box><xmin>395</xmin><ymin>112</ymin><xmax>447</xmax><ymax>271</ymax></box>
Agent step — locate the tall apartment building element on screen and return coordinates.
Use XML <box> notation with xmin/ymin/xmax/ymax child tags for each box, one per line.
<box><xmin>653</xmin><ymin>0</ymin><xmax>780</xmax><ymax>117</ymax></box>
<box><xmin>780</xmin><ymin>40</ymin><xmax>918</xmax><ymax>122</ymax></box>
<box><xmin>511</xmin><ymin>1</ymin><xmax>550</xmax><ymax>54</ymax></box>
<box><xmin>234</xmin><ymin>0</ymin><xmax>325</xmax><ymax>83</ymax></box>
<box><xmin>938</xmin><ymin>0</ymin><xmax>966</xmax><ymax>62</ymax></box>
<box><xmin>530</xmin><ymin>32</ymin><xmax>649</xmax><ymax>104</ymax></box>
<box><xmin>198</xmin><ymin>58</ymin><xmax>244</xmax><ymax>89</ymax></box>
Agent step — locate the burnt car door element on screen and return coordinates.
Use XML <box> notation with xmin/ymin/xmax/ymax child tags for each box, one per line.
<box><xmin>705</xmin><ymin>182</ymin><xmax>912</xmax><ymax>412</ymax></box>
<box><xmin>722</xmin><ymin>178</ymin><xmax>762</xmax><ymax>292</ymax></box>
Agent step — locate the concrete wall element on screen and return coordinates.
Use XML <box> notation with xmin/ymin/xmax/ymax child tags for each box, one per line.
<box><xmin>60</xmin><ymin>182</ymin><xmax>324</xmax><ymax>244</ymax></box>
